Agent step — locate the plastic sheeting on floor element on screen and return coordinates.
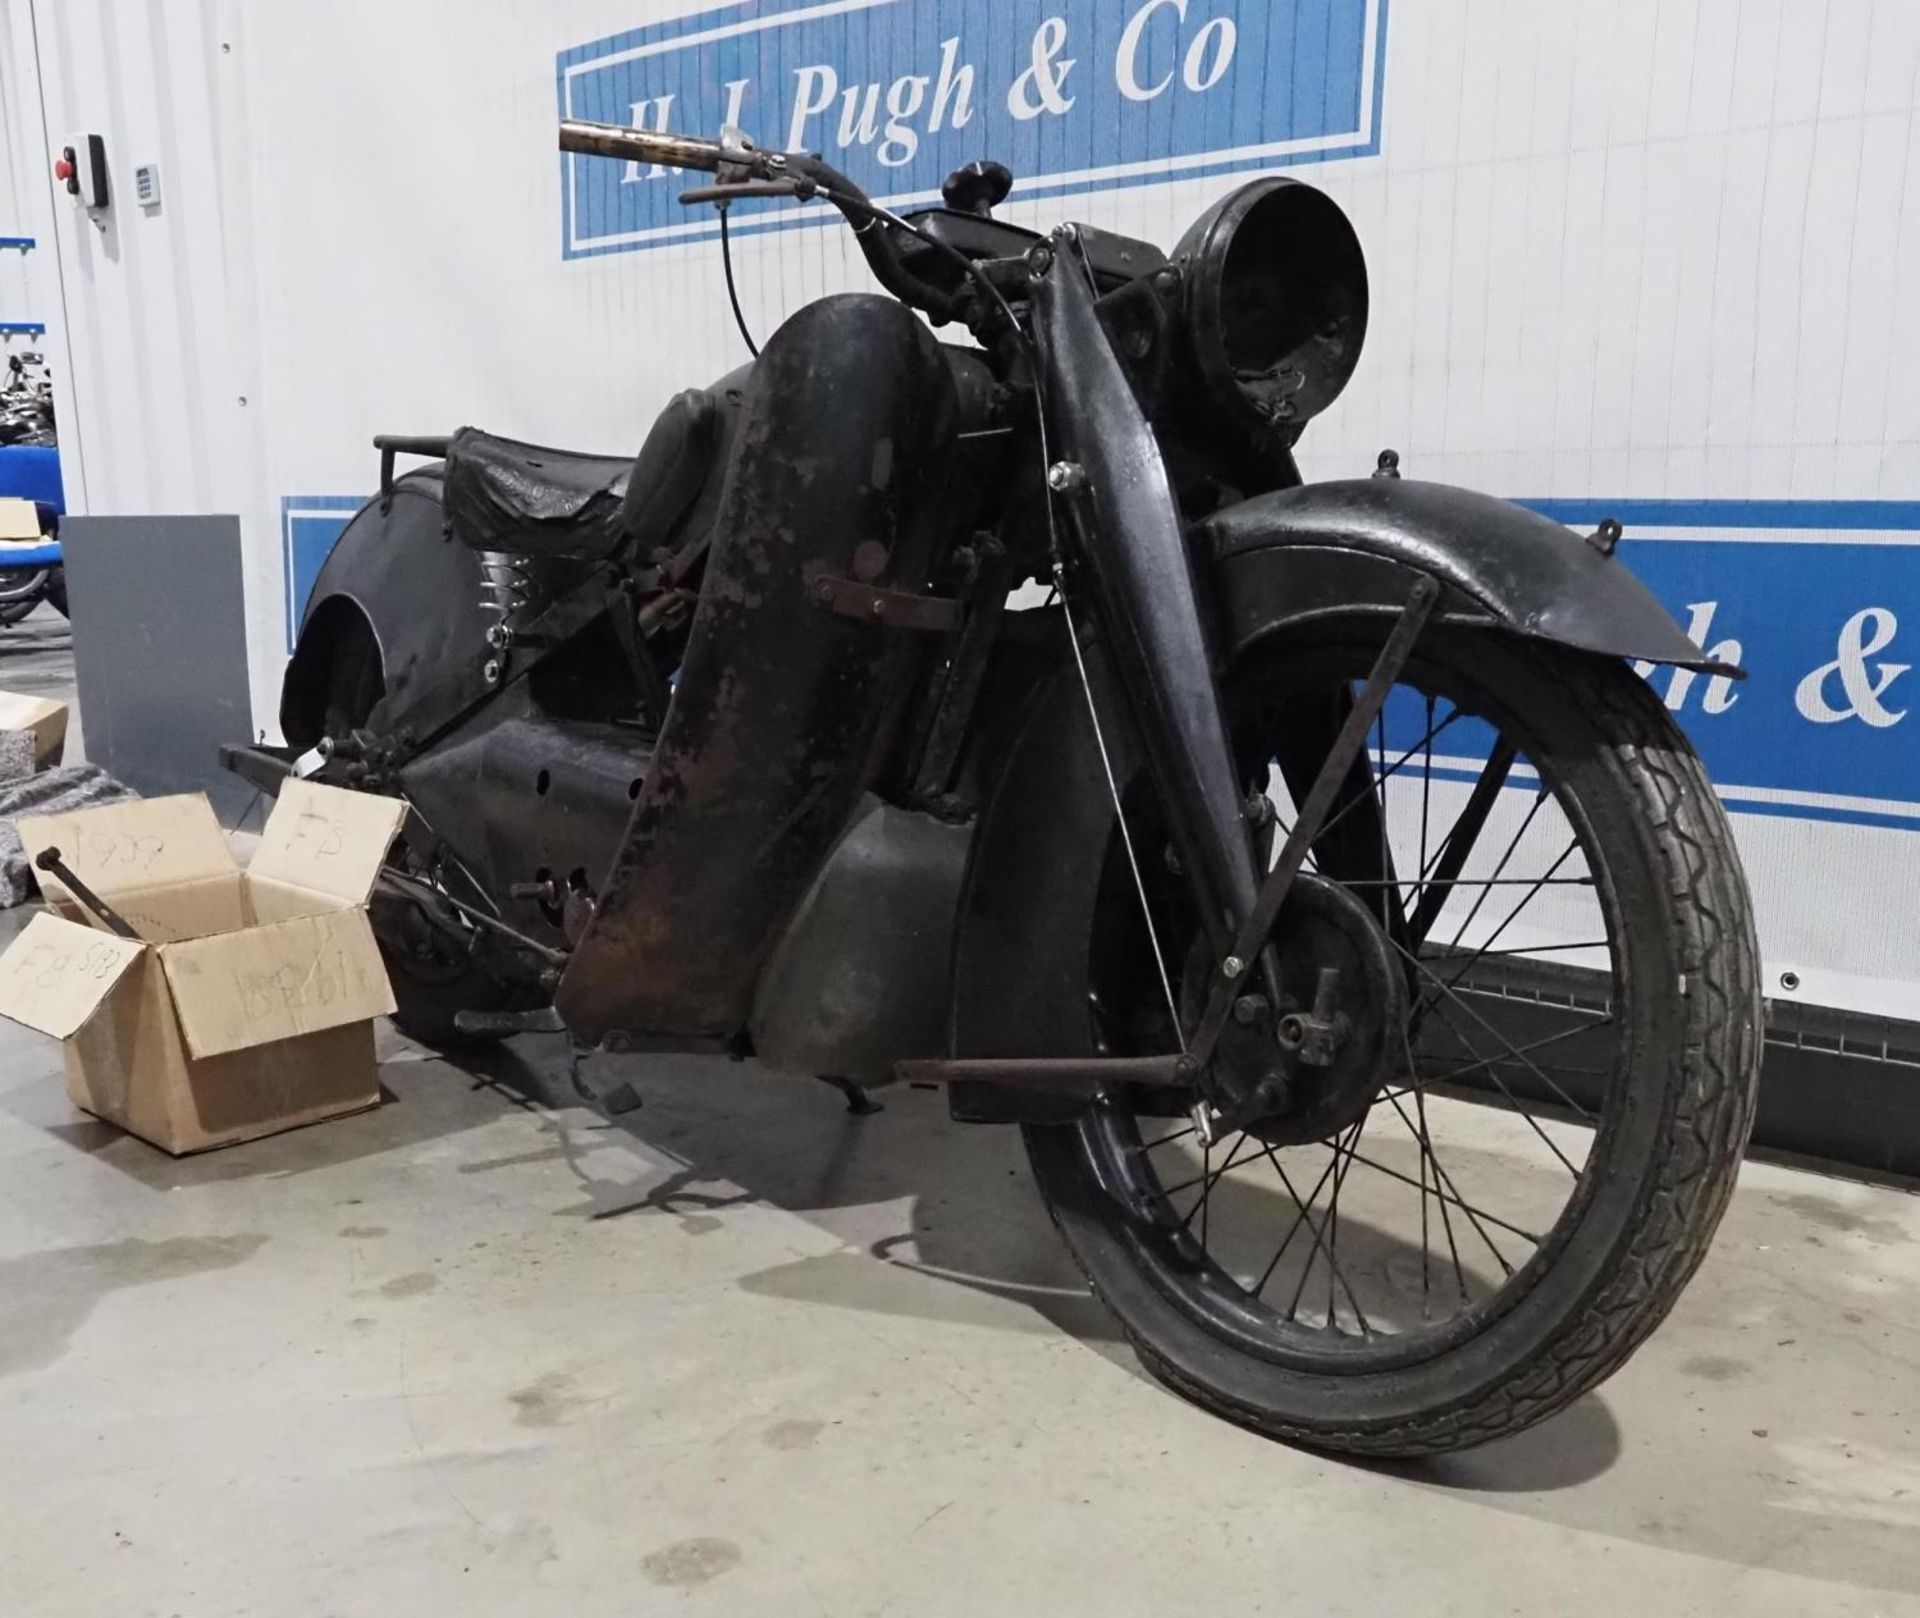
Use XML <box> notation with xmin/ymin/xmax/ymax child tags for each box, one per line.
<box><xmin>0</xmin><ymin>756</ymin><xmax>136</xmax><ymax>907</ymax></box>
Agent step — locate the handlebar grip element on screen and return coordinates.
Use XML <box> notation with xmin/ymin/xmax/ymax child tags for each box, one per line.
<box><xmin>559</xmin><ymin>118</ymin><xmax>724</xmax><ymax>174</ymax></box>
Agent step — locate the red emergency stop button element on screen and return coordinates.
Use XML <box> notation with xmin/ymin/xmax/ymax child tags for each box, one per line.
<box><xmin>52</xmin><ymin>155</ymin><xmax>72</xmax><ymax>182</ymax></box>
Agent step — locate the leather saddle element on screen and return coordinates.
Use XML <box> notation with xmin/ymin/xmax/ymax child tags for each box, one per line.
<box><xmin>443</xmin><ymin>387</ymin><xmax>722</xmax><ymax>564</ymax></box>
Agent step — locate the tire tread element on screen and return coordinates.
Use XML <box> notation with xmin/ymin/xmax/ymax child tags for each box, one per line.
<box><xmin>1036</xmin><ymin>645</ymin><xmax>1763</xmax><ymax>1456</ymax></box>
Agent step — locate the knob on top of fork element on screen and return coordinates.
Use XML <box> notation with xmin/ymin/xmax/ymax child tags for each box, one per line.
<box><xmin>941</xmin><ymin>160</ymin><xmax>1013</xmax><ymax>217</ymax></box>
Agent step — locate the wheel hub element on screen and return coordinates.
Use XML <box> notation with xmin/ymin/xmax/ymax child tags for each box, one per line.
<box><xmin>1195</xmin><ymin>873</ymin><xmax>1406</xmax><ymax>1146</ymax></box>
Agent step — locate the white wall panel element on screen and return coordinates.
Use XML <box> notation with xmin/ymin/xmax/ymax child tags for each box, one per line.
<box><xmin>11</xmin><ymin>0</ymin><xmax>1920</xmax><ymax>1021</ymax></box>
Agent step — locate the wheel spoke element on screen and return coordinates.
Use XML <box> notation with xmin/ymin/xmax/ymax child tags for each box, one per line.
<box><xmin>1412</xmin><ymin>1085</ymin><xmax>1470</xmax><ymax>1314</ymax></box>
<box><xmin>1436</xmin><ymin>837</ymin><xmax>1586</xmax><ymax>990</ymax></box>
<box><xmin>1440</xmin><ymin>939</ymin><xmax>1610</xmax><ymax>960</ymax></box>
<box><xmin>1417</xmin><ymin>696</ymin><xmax>1435</xmax><ymax>911</ymax></box>
<box><xmin>1395</xmin><ymin>1023</ymin><xmax>1512</xmax><ymax>1281</ymax></box>
<box><xmin>1438</xmin><ymin>786</ymin><xmax>1550</xmax><ymax>959</ymax></box>
<box><xmin>1177</xmin><ymin>1132</ymin><xmax>1254</xmax><ymax>1242</ymax></box>
<box><xmin>1345</xmin><ymin>1128</ymin><xmax>1545</xmax><ymax>1246</ymax></box>
<box><xmin>1325</xmin><ymin>1102</ymin><xmax>1370</xmax><ymax>1331</ymax></box>
<box><xmin>1418</xmin><ymin>1015</ymin><xmax>1614</xmax><ymax>1088</ymax></box>
<box><xmin>1385</xmin><ymin>1085</ymin><xmax>1516</xmax><ymax>1278</ymax></box>
<box><xmin>1398</xmin><ymin>940</ymin><xmax>1599</xmax><ymax>1127</ymax></box>
<box><xmin>1419</xmin><ymin>1001</ymin><xmax>1584</xmax><ymax>1176</ymax></box>
<box><xmin>1269</xmin><ymin>1131</ymin><xmax>1374</xmax><ymax>1334</ymax></box>
<box><xmin>1253</xmin><ymin>1143</ymin><xmax>1342</xmax><ymax>1295</ymax></box>
<box><xmin>1339</xmin><ymin>877</ymin><xmax>1596</xmax><ymax>889</ymax></box>
<box><xmin>1406</xmin><ymin>740</ymin><xmax>1518</xmax><ymax>948</ymax></box>
<box><xmin>1312</xmin><ymin>706</ymin><xmax>1468</xmax><ymax>849</ymax></box>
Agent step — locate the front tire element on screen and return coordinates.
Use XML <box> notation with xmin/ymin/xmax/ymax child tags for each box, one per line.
<box><xmin>1025</xmin><ymin>625</ymin><xmax>1761</xmax><ymax>1455</ymax></box>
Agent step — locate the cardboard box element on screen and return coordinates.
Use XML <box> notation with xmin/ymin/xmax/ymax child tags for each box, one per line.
<box><xmin>0</xmin><ymin>780</ymin><xmax>407</xmax><ymax>1154</ymax></box>
<box><xmin>0</xmin><ymin>690</ymin><xmax>67</xmax><ymax>769</ymax></box>
<box><xmin>0</xmin><ymin>496</ymin><xmax>39</xmax><ymax>539</ymax></box>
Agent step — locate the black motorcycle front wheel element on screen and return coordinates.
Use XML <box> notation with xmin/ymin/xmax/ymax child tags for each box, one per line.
<box><xmin>1026</xmin><ymin>622</ymin><xmax>1761</xmax><ymax>1455</ymax></box>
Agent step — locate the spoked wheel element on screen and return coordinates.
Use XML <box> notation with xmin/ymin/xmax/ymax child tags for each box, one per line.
<box><xmin>0</xmin><ymin>570</ymin><xmax>47</xmax><ymax>626</ymax></box>
<box><xmin>375</xmin><ymin>834</ymin><xmax>545</xmax><ymax>1049</ymax></box>
<box><xmin>1025</xmin><ymin>621</ymin><xmax>1761</xmax><ymax>1455</ymax></box>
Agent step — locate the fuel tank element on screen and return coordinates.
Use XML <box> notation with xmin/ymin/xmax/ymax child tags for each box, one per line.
<box><xmin>555</xmin><ymin>294</ymin><xmax>962</xmax><ymax>1045</ymax></box>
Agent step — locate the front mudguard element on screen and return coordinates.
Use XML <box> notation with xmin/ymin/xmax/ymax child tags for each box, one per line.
<box><xmin>1203</xmin><ymin>478</ymin><xmax>1735</xmax><ymax>674</ymax></box>
<box><xmin>948</xmin><ymin>480</ymin><xmax>1722</xmax><ymax>1123</ymax></box>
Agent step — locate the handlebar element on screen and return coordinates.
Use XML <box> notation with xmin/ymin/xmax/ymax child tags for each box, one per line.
<box><xmin>559</xmin><ymin>120</ymin><xmax>759</xmax><ymax>177</ymax></box>
<box><xmin>558</xmin><ymin>119</ymin><xmax>963</xmax><ymax>323</ymax></box>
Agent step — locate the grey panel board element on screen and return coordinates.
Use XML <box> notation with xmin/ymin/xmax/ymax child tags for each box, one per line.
<box><xmin>60</xmin><ymin>514</ymin><xmax>254</xmax><ymax>821</ymax></box>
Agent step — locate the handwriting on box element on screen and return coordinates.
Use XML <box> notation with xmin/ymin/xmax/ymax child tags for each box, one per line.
<box><xmin>71</xmin><ymin>830</ymin><xmax>166</xmax><ymax>874</ymax></box>
<box><xmin>285</xmin><ymin>810</ymin><xmax>345</xmax><ymax>858</ymax></box>
<box><xmin>8</xmin><ymin>934</ymin><xmax>133</xmax><ymax>991</ymax></box>
<box><xmin>237</xmin><ymin>949</ymin><xmax>362</xmax><ymax>1022</ymax></box>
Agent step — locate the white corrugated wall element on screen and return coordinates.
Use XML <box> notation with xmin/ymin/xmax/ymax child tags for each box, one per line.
<box><xmin>9</xmin><ymin>0</ymin><xmax>1920</xmax><ymax>1021</ymax></box>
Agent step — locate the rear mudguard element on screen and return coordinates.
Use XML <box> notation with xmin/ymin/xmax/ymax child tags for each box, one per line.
<box><xmin>555</xmin><ymin>294</ymin><xmax>961</xmax><ymax>1045</ymax></box>
<box><xmin>279</xmin><ymin>470</ymin><xmax>493</xmax><ymax>751</ymax></box>
<box><xmin>948</xmin><ymin>480</ymin><xmax>1724</xmax><ymax>1122</ymax></box>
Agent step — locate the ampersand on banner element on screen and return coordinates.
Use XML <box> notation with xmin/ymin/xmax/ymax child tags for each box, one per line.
<box><xmin>1795</xmin><ymin>607</ymin><xmax>1910</xmax><ymax>727</ymax></box>
<box><xmin>1009</xmin><ymin>17</ymin><xmax>1077</xmax><ymax>120</ymax></box>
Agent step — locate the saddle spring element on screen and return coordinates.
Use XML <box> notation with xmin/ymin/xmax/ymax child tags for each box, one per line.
<box><xmin>478</xmin><ymin>551</ymin><xmax>532</xmax><ymax>629</ymax></box>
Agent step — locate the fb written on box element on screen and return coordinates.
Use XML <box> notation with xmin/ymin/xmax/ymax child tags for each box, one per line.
<box><xmin>0</xmin><ymin>780</ymin><xmax>406</xmax><ymax>1155</ymax></box>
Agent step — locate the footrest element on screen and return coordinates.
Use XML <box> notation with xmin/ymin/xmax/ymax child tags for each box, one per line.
<box><xmin>453</xmin><ymin>1005</ymin><xmax>566</xmax><ymax>1037</ymax></box>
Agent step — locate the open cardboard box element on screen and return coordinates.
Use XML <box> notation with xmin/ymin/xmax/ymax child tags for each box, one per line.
<box><xmin>0</xmin><ymin>779</ymin><xmax>406</xmax><ymax>1154</ymax></box>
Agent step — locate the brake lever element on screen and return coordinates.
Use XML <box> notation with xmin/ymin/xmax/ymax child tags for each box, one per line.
<box><xmin>679</xmin><ymin>179</ymin><xmax>815</xmax><ymax>207</ymax></box>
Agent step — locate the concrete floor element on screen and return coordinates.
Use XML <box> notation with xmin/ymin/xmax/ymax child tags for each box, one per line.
<box><xmin>2</xmin><ymin>603</ymin><xmax>1919</xmax><ymax>1613</ymax></box>
<box><xmin>1</xmin><ymin>966</ymin><xmax>1917</xmax><ymax>1616</ymax></box>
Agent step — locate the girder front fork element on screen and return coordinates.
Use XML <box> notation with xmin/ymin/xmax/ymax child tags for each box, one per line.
<box><xmin>1027</xmin><ymin>231</ymin><xmax>1436</xmax><ymax>1124</ymax></box>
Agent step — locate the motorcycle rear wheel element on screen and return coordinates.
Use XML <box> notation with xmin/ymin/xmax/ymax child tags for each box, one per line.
<box><xmin>1024</xmin><ymin>622</ymin><xmax>1761</xmax><ymax>1455</ymax></box>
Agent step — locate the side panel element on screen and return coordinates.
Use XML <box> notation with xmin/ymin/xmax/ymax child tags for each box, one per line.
<box><xmin>397</xmin><ymin>694</ymin><xmax>652</xmax><ymax>950</ymax></box>
<box><xmin>948</xmin><ymin>656</ymin><xmax>1114</xmax><ymax>1064</ymax></box>
<box><xmin>555</xmin><ymin>295</ymin><xmax>960</xmax><ymax>1045</ymax></box>
<box><xmin>749</xmin><ymin>797</ymin><xmax>974</xmax><ymax>1085</ymax></box>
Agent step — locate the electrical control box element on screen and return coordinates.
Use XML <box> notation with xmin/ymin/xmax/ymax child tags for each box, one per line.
<box><xmin>54</xmin><ymin>134</ymin><xmax>109</xmax><ymax>210</ymax></box>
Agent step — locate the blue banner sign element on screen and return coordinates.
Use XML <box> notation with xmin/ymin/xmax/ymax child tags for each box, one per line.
<box><xmin>1519</xmin><ymin>500</ymin><xmax>1920</xmax><ymax>831</ymax></box>
<box><xmin>280</xmin><ymin>490</ymin><xmax>1920</xmax><ymax>832</ymax></box>
<box><xmin>558</xmin><ymin>0</ymin><xmax>1388</xmax><ymax>258</ymax></box>
<box><xmin>281</xmin><ymin>496</ymin><xmax>361</xmax><ymax>653</ymax></box>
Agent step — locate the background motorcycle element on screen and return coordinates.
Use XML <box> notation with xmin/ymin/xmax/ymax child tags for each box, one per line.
<box><xmin>0</xmin><ymin>352</ymin><xmax>66</xmax><ymax>625</ymax></box>
<box><xmin>231</xmin><ymin>122</ymin><xmax>1763</xmax><ymax>1456</ymax></box>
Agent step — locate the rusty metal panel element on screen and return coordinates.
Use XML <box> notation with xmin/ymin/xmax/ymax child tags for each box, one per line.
<box><xmin>554</xmin><ymin>294</ymin><xmax>958</xmax><ymax>1045</ymax></box>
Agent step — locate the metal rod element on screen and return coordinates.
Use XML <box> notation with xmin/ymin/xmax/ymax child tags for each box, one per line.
<box><xmin>379</xmin><ymin>869</ymin><xmax>569</xmax><ymax>967</ymax></box>
<box><xmin>894</xmin><ymin>1055</ymin><xmax>1187</xmax><ymax>1089</ymax></box>
<box><xmin>1185</xmin><ymin>577</ymin><xmax>1440</xmax><ymax>1070</ymax></box>
<box><xmin>1405</xmin><ymin>739</ymin><xmax>1516</xmax><ymax>947</ymax></box>
<box><xmin>33</xmin><ymin>848</ymin><xmax>139</xmax><ymax>939</ymax></box>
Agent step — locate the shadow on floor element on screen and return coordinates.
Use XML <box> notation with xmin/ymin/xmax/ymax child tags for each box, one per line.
<box><xmin>450</xmin><ymin>1037</ymin><xmax>1628</xmax><ymax>1492</ymax></box>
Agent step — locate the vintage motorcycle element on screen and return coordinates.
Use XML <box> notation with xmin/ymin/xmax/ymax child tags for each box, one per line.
<box><xmin>0</xmin><ymin>352</ymin><xmax>66</xmax><ymax>627</ymax></box>
<box><xmin>228</xmin><ymin>120</ymin><xmax>1762</xmax><ymax>1455</ymax></box>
